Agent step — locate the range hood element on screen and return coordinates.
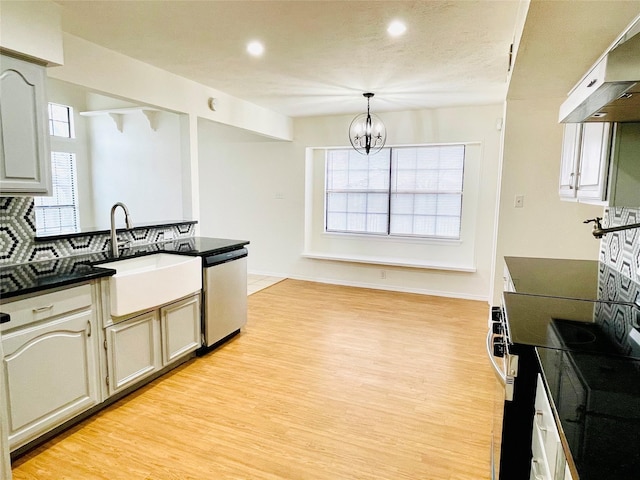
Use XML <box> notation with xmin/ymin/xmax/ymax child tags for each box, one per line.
<box><xmin>559</xmin><ymin>17</ymin><xmax>640</xmax><ymax>123</ymax></box>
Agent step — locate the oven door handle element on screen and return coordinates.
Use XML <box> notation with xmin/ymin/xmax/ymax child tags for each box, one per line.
<box><xmin>486</xmin><ymin>329</ymin><xmax>507</xmax><ymax>385</ymax></box>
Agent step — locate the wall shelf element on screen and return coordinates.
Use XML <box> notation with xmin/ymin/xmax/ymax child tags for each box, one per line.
<box><xmin>79</xmin><ymin>107</ymin><xmax>161</xmax><ymax>132</ymax></box>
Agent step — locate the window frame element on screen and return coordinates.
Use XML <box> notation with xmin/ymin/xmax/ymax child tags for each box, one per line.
<box><xmin>34</xmin><ymin>103</ymin><xmax>81</xmax><ymax>235</ymax></box>
<box><xmin>324</xmin><ymin>144</ymin><xmax>465</xmax><ymax>240</ymax></box>
<box><xmin>48</xmin><ymin>102</ymin><xmax>75</xmax><ymax>139</ymax></box>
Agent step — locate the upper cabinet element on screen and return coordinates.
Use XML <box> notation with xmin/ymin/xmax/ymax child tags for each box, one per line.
<box><xmin>0</xmin><ymin>54</ymin><xmax>52</xmax><ymax>196</ymax></box>
<box><xmin>559</xmin><ymin>121</ymin><xmax>639</xmax><ymax>207</ymax></box>
<box><xmin>559</xmin><ymin>123</ymin><xmax>582</xmax><ymax>199</ymax></box>
<box><xmin>577</xmin><ymin>122</ymin><xmax>612</xmax><ymax>202</ymax></box>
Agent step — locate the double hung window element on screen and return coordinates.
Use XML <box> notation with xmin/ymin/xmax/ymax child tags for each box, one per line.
<box><xmin>325</xmin><ymin>145</ymin><xmax>465</xmax><ymax>239</ymax></box>
<box><xmin>34</xmin><ymin>103</ymin><xmax>80</xmax><ymax>235</ymax></box>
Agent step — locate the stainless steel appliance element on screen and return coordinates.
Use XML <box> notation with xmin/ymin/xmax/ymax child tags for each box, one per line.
<box><xmin>559</xmin><ymin>14</ymin><xmax>640</xmax><ymax>123</ymax></box>
<box><xmin>200</xmin><ymin>248</ymin><xmax>248</xmax><ymax>350</ymax></box>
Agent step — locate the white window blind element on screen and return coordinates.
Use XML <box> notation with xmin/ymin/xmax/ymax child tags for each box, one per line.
<box><xmin>34</xmin><ymin>152</ymin><xmax>80</xmax><ymax>235</ymax></box>
<box><xmin>325</xmin><ymin>149</ymin><xmax>390</xmax><ymax>234</ymax></box>
<box><xmin>390</xmin><ymin>145</ymin><xmax>464</xmax><ymax>238</ymax></box>
<box><xmin>325</xmin><ymin>145</ymin><xmax>465</xmax><ymax>239</ymax></box>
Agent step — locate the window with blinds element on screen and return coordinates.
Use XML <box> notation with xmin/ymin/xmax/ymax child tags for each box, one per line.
<box><xmin>35</xmin><ymin>102</ymin><xmax>80</xmax><ymax>235</ymax></box>
<box><xmin>34</xmin><ymin>152</ymin><xmax>80</xmax><ymax>235</ymax></box>
<box><xmin>325</xmin><ymin>145</ymin><xmax>465</xmax><ymax>239</ymax></box>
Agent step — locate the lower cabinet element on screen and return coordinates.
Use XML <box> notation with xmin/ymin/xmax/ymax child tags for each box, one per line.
<box><xmin>160</xmin><ymin>295</ymin><xmax>201</xmax><ymax>366</ymax></box>
<box><xmin>0</xmin><ymin>285</ymin><xmax>201</xmax><ymax>457</ymax></box>
<box><xmin>105</xmin><ymin>310</ymin><xmax>162</xmax><ymax>396</ymax></box>
<box><xmin>531</xmin><ymin>374</ymin><xmax>569</xmax><ymax>480</ymax></box>
<box><xmin>104</xmin><ymin>293</ymin><xmax>201</xmax><ymax>397</ymax></box>
<box><xmin>1</xmin><ymin>307</ymin><xmax>100</xmax><ymax>451</ymax></box>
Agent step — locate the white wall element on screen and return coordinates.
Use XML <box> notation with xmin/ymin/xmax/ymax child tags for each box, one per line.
<box><xmin>492</xmin><ymin>97</ymin><xmax>603</xmax><ymax>304</ymax></box>
<box><xmin>85</xmin><ymin>97</ymin><xmax>185</xmax><ymax>228</ymax></box>
<box><xmin>198</xmin><ymin>104</ymin><xmax>504</xmax><ymax>301</ymax></box>
<box><xmin>197</xmin><ymin>119</ymin><xmax>299</xmax><ymax>269</ymax></box>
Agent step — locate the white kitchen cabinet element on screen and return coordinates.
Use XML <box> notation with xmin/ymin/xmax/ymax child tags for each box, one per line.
<box><xmin>576</xmin><ymin>122</ymin><xmax>612</xmax><ymax>202</ymax></box>
<box><xmin>559</xmin><ymin>123</ymin><xmax>582</xmax><ymax>200</ymax></box>
<box><xmin>559</xmin><ymin>121</ymin><xmax>640</xmax><ymax>207</ymax></box>
<box><xmin>0</xmin><ymin>285</ymin><xmax>100</xmax><ymax>451</ymax></box>
<box><xmin>160</xmin><ymin>294</ymin><xmax>201</xmax><ymax>366</ymax></box>
<box><xmin>105</xmin><ymin>310</ymin><xmax>161</xmax><ymax>396</ymax></box>
<box><xmin>0</xmin><ymin>54</ymin><xmax>51</xmax><ymax>195</ymax></box>
<box><xmin>531</xmin><ymin>374</ymin><xmax>566</xmax><ymax>480</ymax></box>
<box><xmin>559</xmin><ymin>122</ymin><xmax>612</xmax><ymax>204</ymax></box>
<box><xmin>104</xmin><ymin>292</ymin><xmax>200</xmax><ymax>396</ymax></box>
<box><xmin>0</xmin><ymin>330</ymin><xmax>11</xmax><ymax>480</ymax></box>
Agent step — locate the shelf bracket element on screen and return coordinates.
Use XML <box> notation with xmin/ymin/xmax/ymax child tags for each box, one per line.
<box><xmin>142</xmin><ymin>110</ymin><xmax>160</xmax><ymax>131</ymax></box>
<box><xmin>108</xmin><ymin>113</ymin><xmax>124</xmax><ymax>133</ymax></box>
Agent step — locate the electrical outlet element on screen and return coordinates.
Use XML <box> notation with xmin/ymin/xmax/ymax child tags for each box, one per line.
<box><xmin>514</xmin><ymin>195</ymin><xmax>524</xmax><ymax>208</ymax></box>
<box><xmin>380</xmin><ymin>270</ymin><xmax>386</xmax><ymax>279</ymax></box>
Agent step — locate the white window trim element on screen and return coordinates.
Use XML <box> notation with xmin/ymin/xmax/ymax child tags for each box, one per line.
<box><xmin>324</xmin><ymin>145</ymin><xmax>465</xmax><ymax>239</ymax></box>
<box><xmin>303</xmin><ymin>142</ymin><xmax>482</xmax><ymax>271</ymax></box>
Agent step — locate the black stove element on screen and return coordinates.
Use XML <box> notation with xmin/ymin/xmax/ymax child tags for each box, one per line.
<box><xmin>503</xmin><ymin>293</ymin><xmax>640</xmax><ymax>360</ymax></box>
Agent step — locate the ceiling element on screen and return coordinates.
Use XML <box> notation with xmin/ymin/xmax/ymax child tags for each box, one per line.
<box><xmin>54</xmin><ymin>1</ymin><xmax>640</xmax><ymax>119</ymax></box>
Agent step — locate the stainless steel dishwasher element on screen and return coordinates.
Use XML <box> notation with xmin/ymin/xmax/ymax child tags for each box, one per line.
<box><xmin>200</xmin><ymin>248</ymin><xmax>248</xmax><ymax>351</ymax></box>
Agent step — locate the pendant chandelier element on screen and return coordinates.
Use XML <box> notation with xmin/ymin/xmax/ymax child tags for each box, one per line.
<box><xmin>349</xmin><ymin>92</ymin><xmax>386</xmax><ymax>155</ymax></box>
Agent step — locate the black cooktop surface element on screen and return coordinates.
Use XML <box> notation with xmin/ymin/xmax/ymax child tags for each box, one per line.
<box><xmin>503</xmin><ymin>292</ymin><xmax>640</xmax><ymax>360</ymax></box>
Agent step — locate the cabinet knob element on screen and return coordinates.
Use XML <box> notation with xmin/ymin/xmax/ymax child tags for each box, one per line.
<box><xmin>0</xmin><ymin>312</ymin><xmax>10</xmax><ymax>324</ymax></box>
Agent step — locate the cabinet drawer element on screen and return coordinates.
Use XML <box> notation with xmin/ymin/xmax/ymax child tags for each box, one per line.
<box><xmin>531</xmin><ymin>426</ymin><xmax>553</xmax><ymax>480</ymax></box>
<box><xmin>1</xmin><ymin>284</ymin><xmax>92</xmax><ymax>331</ymax></box>
<box><xmin>535</xmin><ymin>375</ymin><xmax>563</xmax><ymax>473</ymax></box>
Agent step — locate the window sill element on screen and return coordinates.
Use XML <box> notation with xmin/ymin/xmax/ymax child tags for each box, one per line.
<box><xmin>301</xmin><ymin>251</ymin><xmax>476</xmax><ymax>272</ymax></box>
<box><xmin>321</xmin><ymin>231</ymin><xmax>462</xmax><ymax>245</ymax></box>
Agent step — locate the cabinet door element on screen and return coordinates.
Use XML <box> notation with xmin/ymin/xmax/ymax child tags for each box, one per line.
<box><xmin>559</xmin><ymin>123</ymin><xmax>581</xmax><ymax>200</ymax></box>
<box><xmin>0</xmin><ymin>332</ymin><xmax>11</xmax><ymax>479</ymax></box>
<box><xmin>105</xmin><ymin>311</ymin><xmax>161</xmax><ymax>396</ymax></box>
<box><xmin>160</xmin><ymin>294</ymin><xmax>201</xmax><ymax>366</ymax></box>
<box><xmin>0</xmin><ymin>54</ymin><xmax>51</xmax><ymax>195</ymax></box>
<box><xmin>576</xmin><ymin>122</ymin><xmax>611</xmax><ymax>202</ymax></box>
<box><xmin>1</xmin><ymin>310</ymin><xmax>100</xmax><ymax>450</ymax></box>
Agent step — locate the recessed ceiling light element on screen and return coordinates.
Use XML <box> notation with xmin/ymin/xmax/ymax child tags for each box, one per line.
<box><xmin>247</xmin><ymin>41</ymin><xmax>264</xmax><ymax>57</ymax></box>
<box><xmin>387</xmin><ymin>20</ymin><xmax>406</xmax><ymax>37</ymax></box>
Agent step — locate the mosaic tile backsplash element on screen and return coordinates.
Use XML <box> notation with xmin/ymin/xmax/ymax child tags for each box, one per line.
<box><xmin>0</xmin><ymin>197</ymin><xmax>194</xmax><ymax>265</ymax></box>
<box><xmin>600</xmin><ymin>207</ymin><xmax>640</xmax><ymax>285</ymax></box>
<box><xmin>596</xmin><ymin>207</ymin><xmax>640</xmax><ymax>355</ymax></box>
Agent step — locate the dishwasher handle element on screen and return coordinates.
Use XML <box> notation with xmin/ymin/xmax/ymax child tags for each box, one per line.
<box><xmin>203</xmin><ymin>248</ymin><xmax>248</xmax><ymax>267</ymax></box>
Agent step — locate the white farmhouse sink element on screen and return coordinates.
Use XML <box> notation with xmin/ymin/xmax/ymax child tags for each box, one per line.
<box><xmin>100</xmin><ymin>253</ymin><xmax>202</xmax><ymax>317</ymax></box>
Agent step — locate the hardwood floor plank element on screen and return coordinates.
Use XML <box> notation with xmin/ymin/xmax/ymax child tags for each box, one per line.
<box><xmin>11</xmin><ymin>280</ymin><xmax>497</xmax><ymax>479</ymax></box>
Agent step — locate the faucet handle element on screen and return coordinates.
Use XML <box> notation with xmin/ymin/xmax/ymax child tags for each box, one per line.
<box><xmin>583</xmin><ymin>217</ymin><xmax>603</xmax><ymax>228</ymax></box>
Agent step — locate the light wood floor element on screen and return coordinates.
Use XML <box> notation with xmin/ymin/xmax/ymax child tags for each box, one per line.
<box><xmin>11</xmin><ymin>280</ymin><xmax>496</xmax><ymax>480</ymax></box>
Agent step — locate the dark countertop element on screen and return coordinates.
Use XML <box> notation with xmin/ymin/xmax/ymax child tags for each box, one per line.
<box><xmin>537</xmin><ymin>347</ymin><xmax>640</xmax><ymax>480</ymax></box>
<box><xmin>503</xmin><ymin>257</ymin><xmax>640</xmax><ymax>480</ymax></box>
<box><xmin>504</xmin><ymin>257</ymin><xmax>600</xmax><ymax>300</ymax></box>
<box><xmin>0</xmin><ymin>237</ymin><xmax>249</xmax><ymax>300</ymax></box>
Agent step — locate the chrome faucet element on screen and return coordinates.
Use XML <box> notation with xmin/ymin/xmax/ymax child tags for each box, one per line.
<box><xmin>584</xmin><ymin>217</ymin><xmax>640</xmax><ymax>239</ymax></box>
<box><xmin>110</xmin><ymin>202</ymin><xmax>133</xmax><ymax>257</ymax></box>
